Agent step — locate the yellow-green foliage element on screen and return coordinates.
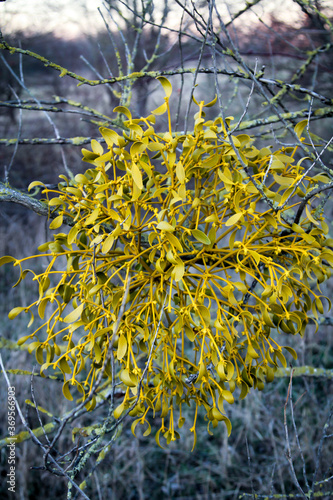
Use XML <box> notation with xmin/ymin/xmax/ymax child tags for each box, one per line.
<box><xmin>3</xmin><ymin>78</ymin><xmax>333</xmax><ymax>447</ymax></box>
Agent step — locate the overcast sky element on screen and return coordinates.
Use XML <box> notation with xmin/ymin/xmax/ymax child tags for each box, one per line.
<box><xmin>0</xmin><ymin>0</ymin><xmax>104</xmax><ymax>38</ymax></box>
<box><xmin>0</xmin><ymin>0</ymin><xmax>303</xmax><ymax>40</ymax></box>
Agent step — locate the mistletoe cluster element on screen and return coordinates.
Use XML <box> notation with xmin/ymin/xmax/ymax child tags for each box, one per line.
<box><xmin>3</xmin><ymin>77</ymin><xmax>332</xmax><ymax>447</ymax></box>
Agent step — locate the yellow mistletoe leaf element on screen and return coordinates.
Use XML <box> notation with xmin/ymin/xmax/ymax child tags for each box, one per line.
<box><xmin>132</xmin><ymin>163</ymin><xmax>143</xmax><ymax>190</ymax></box>
<box><xmin>305</xmin><ymin>205</ymin><xmax>320</xmax><ymax>225</ymax></box>
<box><xmin>203</xmin><ymin>95</ymin><xmax>218</xmax><ymax>107</ymax></box>
<box><xmin>38</xmin><ymin>299</ymin><xmax>49</xmax><ymax>319</ymax></box>
<box><xmin>221</xmin><ymin>416</ymin><xmax>232</xmax><ymax>436</ymax></box>
<box><xmin>155</xmin><ymin>428</ymin><xmax>165</xmax><ymax>449</ymax></box>
<box><xmin>117</xmin><ymin>334</ymin><xmax>127</xmax><ymax>360</ymax></box>
<box><xmin>85</xmin><ymin>208</ymin><xmax>100</xmax><ymax>226</ymax></box>
<box><xmin>225</xmin><ymin>212</ymin><xmax>243</xmax><ymax>227</ymax></box>
<box><xmin>67</xmin><ymin>225</ymin><xmax>79</xmax><ymax>245</ymax></box>
<box><xmin>191</xmin><ymin>229</ymin><xmax>211</xmax><ymax>245</ymax></box>
<box><xmin>211</xmin><ymin>407</ymin><xmax>225</xmax><ymax>421</ymax></box>
<box><xmin>156</xmin><ymin>76</ymin><xmax>173</xmax><ymax>98</ymax></box>
<box><xmin>8</xmin><ymin>307</ymin><xmax>25</xmax><ymax>320</ymax></box>
<box><xmin>102</xmin><ymin>233</ymin><xmax>115</xmax><ymax>254</ymax></box>
<box><xmin>94</xmin><ymin>151</ymin><xmax>112</xmax><ymax>165</ymax></box>
<box><xmin>263</xmin><ymin>213</ymin><xmax>277</xmax><ymax>229</ymax></box>
<box><xmin>114</xmin><ymin>402</ymin><xmax>125</xmax><ymax>420</ymax></box>
<box><xmin>294</xmin><ymin>119</ymin><xmax>308</xmax><ymax>139</ymax></box>
<box><xmin>151</xmin><ymin>102</ymin><xmax>167</xmax><ymax>115</ymax></box>
<box><xmin>28</xmin><ymin>181</ymin><xmax>45</xmax><ymax>191</ymax></box>
<box><xmin>120</xmin><ymin>368</ymin><xmax>137</xmax><ymax>387</ymax></box>
<box><xmin>249</xmin><ymin>250</ymin><xmax>261</xmax><ymax>266</ymax></box>
<box><xmin>275</xmin><ymin>350</ymin><xmax>287</xmax><ymax>368</ymax></box>
<box><xmin>49</xmin><ymin>197</ymin><xmax>65</xmax><ymax>207</ymax></box>
<box><xmin>62</xmin><ymin>381</ymin><xmax>74</xmax><ymax>401</ymax></box>
<box><xmin>131</xmin><ymin>418</ymin><xmax>141</xmax><ymax>437</ymax></box>
<box><xmin>75</xmin><ymin>173</ymin><xmax>89</xmax><ymax>184</ymax></box>
<box><xmin>284</xmin><ymin>346</ymin><xmax>298</xmax><ymax>360</ymax></box>
<box><xmin>164</xmin><ymin>232</ymin><xmax>183</xmax><ymax>252</ymax></box>
<box><xmin>81</xmin><ymin>149</ymin><xmax>99</xmax><ymax>162</ymax></box>
<box><xmin>171</xmin><ymin>261</ymin><xmax>184</xmax><ymax>282</ymax></box>
<box><xmin>221</xmin><ymin>389</ymin><xmax>234</xmax><ymax>404</ymax></box>
<box><xmin>205</xmin><ymin>213</ymin><xmax>218</xmax><ymax>223</ymax></box>
<box><xmin>113</xmin><ymin>106</ymin><xmax>132</xmax><ymax>120</ymax></box>
<box><xmin>216</xmin><ymin>361</ymin><xmax>227</xmax><ymax>381</ymax></box>
<box><xmin>131</xmin><ymin>141</ymin><xmax>147</xmax><ymax>156</ymax></box>
<box><xmin>147</xmin><ymin>142</ymin><xmax>164</xmax><ymax>151</ymax></box>
<box><xmin>17</xmin><ymin>334</ymin><xmax>32</xmax><ymax>346</ymax></box>
<box><xmin>91</xmin><ymin>139</ymin><xmax>104</xmax><ymax>155</ymax></box>
<box><xmin>273</xmin><ymin>174</ymin><xmax>295</xmax><ymax>186</ymax></box>
<box><xmin>218</xmin><ymin>169</ymin><xmax>234</xmax><ymax>186</ymax></box>
<box><xmin>99</xmin><ymin>127</ymin><xmax>119</xmax><ymax>146</ymax></box>
<box><xmin>127</xmin><ymin>123</ymin><xmax>143</xmax><ymax>138</ymax></box>
<box><xmin>157</xmin><ymin>221</ymin><xmax>175</xmax><ymax>232</ymax></box>
<box><xmin>59</xmin><ymin>357</ymin><xmax>72</xmax><ymax>374</ymax></box>
<box><xmin>197</xmin><ymin>305</ymin><xmax>211</xmax><ymax>326</ymax></box>
<box><xmin>63</xmin><ymin>303</ymin><xmax>84</xmax><ymax>324</ymax></box>
<box><xmin>247</xmin><ymin>344</ymin><xmax>260</xmax><ymax>359</ymax></box>
<box><xmin>49</xmin><ymin>214</ymin><xmax>63</xmax><ymax>230</ymax></box>
<box><xmin>0</xmin><ymin>256</ymin><xmax>16</xmax><ymax>267</ymax></box>
<box><xmin>176</xmin><ymin>162</ymin><xmax>186</xmax><ymax>183</ymax></box>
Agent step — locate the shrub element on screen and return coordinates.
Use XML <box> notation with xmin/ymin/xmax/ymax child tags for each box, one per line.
<box><xmin>2</xmin><ymin>77</ymin><xmax>333</xmax><ymax>448</ymax></box>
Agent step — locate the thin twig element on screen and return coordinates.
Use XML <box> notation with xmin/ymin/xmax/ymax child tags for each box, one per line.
<box><xmin>232</xmin><ymin>59</ymin><xmax>258</xmax><ymax>133</ymax></box>
<box><xmin>0</xmin><ymin>53</ymin><xmax>71</xmax><ymax>178</ymax></box>
<box><xmin>0</xmin><ymin>354</ymin><xmax>91</xmax><ymax>500</ymax></box>
<box><xmin>283</xmin><ymin>369</ymin><xmax>307</xmax><ymax>499</ymax></box>
<box><xmin>312</xmin><ymin>404</ymin><xmax>333</xmax><ymax>497</ymax></box>
<box><xmin>4</xmin><ymin>85</ymin><xmax>22</xmax><ymax>182</ymax></box>
<box><xmin>289</xmin><ymin>373</ymin><xmax>310</xmax><ymax>491</ymax></box>
<box><xmin>30</xmin><ymin>365</ymin><xmax>51</xmax><ymax>447</ymax></box>
<box><xmin>44</xmin><ymin>274</ymin><xmax>131</xmax><ymax>469</ymax></box>
<box><xmin>245</xmin><ymin>436</ymin><xmax>256</xmax><ymax>500</ymax></box>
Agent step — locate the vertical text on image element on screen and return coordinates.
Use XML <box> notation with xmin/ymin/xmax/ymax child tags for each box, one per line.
<box><xmin>7</xmin><ymin>386</ymin><xmax>16</xmax><ymax>494</ymax></box>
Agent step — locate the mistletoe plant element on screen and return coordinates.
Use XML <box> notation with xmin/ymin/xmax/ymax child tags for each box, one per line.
<box><xmin>2</xmin><ymin>77</ymin><xmax>333</xmax><ymax>447</ymax></box>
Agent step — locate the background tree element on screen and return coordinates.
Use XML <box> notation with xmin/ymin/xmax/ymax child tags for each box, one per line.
<box><xmin>0</xmin><ymin>1</ymin><xmax>333</xmax><ymax>499</ymax></box>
